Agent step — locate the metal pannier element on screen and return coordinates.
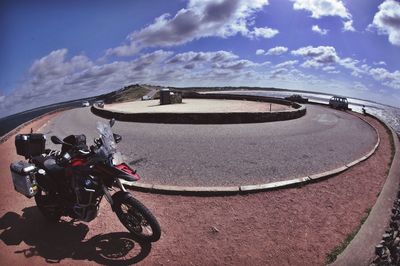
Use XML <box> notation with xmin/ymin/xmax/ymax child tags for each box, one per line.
<box><xmin>10</xmin><ymin>161</ymin><xmax>38</xmax><ymax>198</ymax></box>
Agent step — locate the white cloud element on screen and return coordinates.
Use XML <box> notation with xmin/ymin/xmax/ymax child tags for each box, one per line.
<box><xmin>322</xmin><ymin>65</ymin><xmax>340</xmax><ymax>74</ymax></box>
<box><xmin>311</xmin><ymin>25</ymin><xmax>328</xmax><ymax>35</ymax></box>
<box><xmin>291</xmin><ymin>0</ymin><xmax>354</xmax><ymax>31</ymax></box>
<box><xmin>360</xmin><ymin>64</ymin><xmax>371</xmax><ymax>72</ymax></box>
<box><xmin>291</xmin><ymin>45</ymin><xmax>400</xmax><ymax>90</ymax></box>
<box><xmin>322</xmin><ymin>66</ymin><xmax>335</xmax><ymax>71</ymax></box>
<box><xmin>270</xmin><ymin>68</ymin><xmax>289</xmax><ymax>78</ymax></box>
<box><xmin>268</xmin><ymin>65</ymin><xmax>326</xmax><ymax>85</ymax></box>
<box><xmin>256</xmin><ymin>49</ymin><xmax>266</xmax><ymax>55</ymax></box>
<box><xmin>265</xmin><ymin>46</ymin><xmax>288</xmax><ymax>55</ymax></box>
<box><xmin>213</xmin><ymin>59</ymin><xmax>258</xmax><ymax>70</ymax></box>
<box><xmin>291</xmin><ymin>46</ymin><xmax>339</xmax><ymax>67</ymax></box>
<box><xmin>292</xmin><ymin>45</ymin><xmax>370</xmax><ymax>77</ymax></box>
<box><xmin>373</xmin><ymin>61</ymin><xmax>387</xmax><ymax>66</ymax></box>
<box><xmin>328</xmin><ymin>70</ymin><xmax>340</xmax><ymax>74</ymax></box>
<box><xmin>167</xmin><ymin>50</ymin><xmax>239</xmax><ymax>64</ymax></box>
<box><xmin>29</xmin><ymin>49</ymin><xmax>93</xmax><ymax>80</ymax></box>
<box><xmin>291</xmin><ymin>0</ymin><xmax>350</xmax><ymax>19</ymax></box>
<box><xmin>343</xmin><ymin>20</ymin><xmax>355</xmax><ymax>32</ymax></box>
<box><xmin>338</xmin><ymin>57</ymin><xmax>364</xmax><ymax>77</ymax></box>
<box><xmin>275</xmin><ymin>60</ymin><xmax>298</xmax><ymax>68</ymax></box>
<box><xmin>107</xmin><ymin>0</ymin><xmax>272</xmax><ymax>56</ymax></box>
<box><xmin>1</xmin><ymin>48</ymin><xmax>274</xmax><ymax>117</ymax></box>
<box><xmin>368</xmin><ymin>0</ymin><xmax>400</xmax><ymax>46</ymax></box>
<box><xmin>353</xmin><ymin>81</ymin><xmax>369</xmax><ymax>92</ymax></box>
<box><xmin>369</xmin><ymin>67</ymin><xmax>400</xmax><ymax>89</ymax></box>
<box><xmin>249</xmin><ymin>27</ymin><xmax>279</xmax><ymax>39</ymax></box>
<box><xmin>301</xmin><ymin>60</ymin><xmax>323</xmax><ymax>69</ymax></box>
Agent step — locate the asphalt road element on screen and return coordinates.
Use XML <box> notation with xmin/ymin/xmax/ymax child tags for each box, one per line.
<box><xmin>39</xmin><ymin>105</ymin><xmax>377</xmax><ymax>186</ymax></box>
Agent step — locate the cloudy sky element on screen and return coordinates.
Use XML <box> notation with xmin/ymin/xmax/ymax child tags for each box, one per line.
<box><xmin>1</xmin><ymin>0</ymin><xmax>400</xmax><ymax>118</ymax></box>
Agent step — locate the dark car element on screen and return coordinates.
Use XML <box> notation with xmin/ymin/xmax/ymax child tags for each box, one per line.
<box><xmin>284</xmin><ymin>94</ymin><xmax>309</xmax><ymax>103</ymax></box>
<box><xmin>329</xmin><ymin>96</ymin><xmax>348</xmax><ymax>110</ymax></box>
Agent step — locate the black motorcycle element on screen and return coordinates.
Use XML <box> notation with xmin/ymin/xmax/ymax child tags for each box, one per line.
<box><xmin>10</xmin><ymin>118</ymin><xmax>161</xmax><ymax>242</ymax></box>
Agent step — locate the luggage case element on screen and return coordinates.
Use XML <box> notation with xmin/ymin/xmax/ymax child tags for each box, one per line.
<box><xmin>15</xmin><ymin>133</ymin><xmax>46</xmax><ymax>158</ymax></box>
<box><xmin>10</xmin><ymin>161</ymin><xmax>38</xmax><ymax>198</ymax></box>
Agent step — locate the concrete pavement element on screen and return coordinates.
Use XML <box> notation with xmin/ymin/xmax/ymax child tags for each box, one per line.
<box><xmin>39</xmin><ymin>104</ymin><xmax>377</xmax><ymax>187</ymax></box>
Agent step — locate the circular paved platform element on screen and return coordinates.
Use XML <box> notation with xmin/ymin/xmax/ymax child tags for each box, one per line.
<box><xmin>40</xmin><ymin>104</ymin><xmax>377</xmax><ymax>187</ymax></box>
<box><xmin>104</xmin><ymin>99</ymin><xmax>291</xmax><ymax>113</ymax></box>
<box><xmin>92</xmin><ymin>97</ymin><xmax>305</xmax><ymax>124</ymax></box>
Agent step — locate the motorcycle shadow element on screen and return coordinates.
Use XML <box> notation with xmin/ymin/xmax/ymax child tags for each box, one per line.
<box><xmin>0</xmin><ymin>206</ymin><xmax>151</xmax><ymax>265</ymax></box>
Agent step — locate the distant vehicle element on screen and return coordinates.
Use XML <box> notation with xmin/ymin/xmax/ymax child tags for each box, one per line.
<box><xmin>284</xmin><ymin>94</ymin><xmax>308</xmax><ymax>103</ymax></box>
<box><xmin>142</xmin><ymin>95</ymin><xmax>151</xmax><ymax>101</ymax></box>
<box><xmin>94</xmin><ymin>100</ymin><xmax>104</xmax><ymax>108</ymax></box>
<box><xmin>81</xmin><ymin>101</ymin><xmax>90</xmax><ymax>107</ymax></box>
<box><xmin>329</xmin><ymin>96</ymin><xmax>348</xmax><ymax>110</ymax></box>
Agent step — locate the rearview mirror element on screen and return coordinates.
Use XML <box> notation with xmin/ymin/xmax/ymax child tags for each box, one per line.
<box><xmin>51</xmin><ymin>136</ymin><xmax>64</xmax><ymax>145</ymax></box>
<box><xmin>110</xmin><ymin>118</ymin><xmax>115</xmax><ymax>128</ymax></box>
<box><xmin>113</xmin><ymin>133</ymin><xmax>122</xmax><ymax>143</ymax></box>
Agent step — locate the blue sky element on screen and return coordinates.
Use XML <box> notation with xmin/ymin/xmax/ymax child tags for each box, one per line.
<box><xmin>1</xmin><ymin>0</ymin><xmax>400</xmax><ymax>117</ymax></box>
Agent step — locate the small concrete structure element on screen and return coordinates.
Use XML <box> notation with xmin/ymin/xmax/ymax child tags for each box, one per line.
<box><xmin>160</xmin><ymin>89</ymin><xmax>182</xmax><ymax>105</ymax></box>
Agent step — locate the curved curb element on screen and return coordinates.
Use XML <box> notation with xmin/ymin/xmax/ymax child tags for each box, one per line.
<box><xmin>91</xmin><ymin>95</ymin><xmax>307</xmax><ymax>124</ymax></box>
<box><xmin>330</xmin><ymin>116</ymin><xmax>400</xmax><ymax>266</ymax></box>
<box><xmin>123</xmin><ymin>111</ymin><xmax>381</xmax><ymax>195</ymax></box>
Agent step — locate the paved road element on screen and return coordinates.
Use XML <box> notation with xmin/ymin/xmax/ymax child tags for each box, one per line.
<box><xmin>144</xmin><ymin>88</ymin><xmax>158</xmax><ymax>99</ymax></box>
<box><xmin>39</xmin><ymin>105</ymin><xmax>377</xmax><ymax>186</ymax></box>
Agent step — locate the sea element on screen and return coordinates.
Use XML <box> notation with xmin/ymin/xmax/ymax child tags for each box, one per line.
<box><xmin>0</xmin><ymin>97</ymin><xmax>97</xmax><ymax>137</ymax></box>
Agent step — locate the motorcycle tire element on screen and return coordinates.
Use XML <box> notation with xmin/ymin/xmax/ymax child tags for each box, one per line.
<box><xmin>112</xmin><ymin>191</ymin><xmax>161</xmax><ymax>242</ymax></box>
<box><xmin>34</xmin><ymin>188</ymin><xmax>61</xmax><ymax>222</ymax></box>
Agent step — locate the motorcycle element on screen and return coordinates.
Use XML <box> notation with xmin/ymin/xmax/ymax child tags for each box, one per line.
<box><xmin>10</xmin><ymin>118</ymin><xmax>161</xmax><ymax>242</ymax></box>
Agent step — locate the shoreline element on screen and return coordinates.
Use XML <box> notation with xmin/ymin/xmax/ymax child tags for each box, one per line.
<box><xmin>0</xmin><ymin>107</ymin><xmax>73</xmax><ymax>143</ymax></box>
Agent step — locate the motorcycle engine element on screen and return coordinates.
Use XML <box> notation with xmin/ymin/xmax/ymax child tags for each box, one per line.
<box><xmin>72</xmin><ymin>176</ymin><xmax>99</xmax><ymax>222</ymax></box>
<box><xmin>73</xmin><ymin>204</ymin><xmax>98</xmax><ymax>222</ymax></box>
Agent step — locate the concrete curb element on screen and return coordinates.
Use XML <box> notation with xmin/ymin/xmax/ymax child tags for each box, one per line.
<box><xmin>91</xmin><ymin>95</ymin><xmax>307</xmax><ymax>124</ymax></box>
<box><xmin>124</xmin><ymin>111</ymin><xmax>381</xmax><ymax>195</ymax></box>
<box><xmin>330</xmin><ymin>116</ymin><xmax>400</xmax><ymax>266</ymax></box>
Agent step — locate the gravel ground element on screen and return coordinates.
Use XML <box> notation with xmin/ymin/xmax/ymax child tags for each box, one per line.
<box><xmin>0</xmin><ymin>112</ymin><xmax>392</xmax><ymax>265</ymax></box>
<box><xmin>40</xmin><ymin>105</ymin><xmax>377</xmax><ymax>186</ymax></box>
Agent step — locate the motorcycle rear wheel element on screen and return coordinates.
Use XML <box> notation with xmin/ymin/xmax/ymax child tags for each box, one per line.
<box><xmin>112</xmin><ymin>191</ymin><xmax>161</xmax><ymax>242</ymax></box>
<box><xmin>34</xmin><ymin>188</ymin><xmax>62</xmax><ymax>222</ymax></box>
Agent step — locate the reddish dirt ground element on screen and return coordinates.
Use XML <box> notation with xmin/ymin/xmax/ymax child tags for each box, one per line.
<box><xmin>0</xmin><ymin>113</ymin><xmax>392</xmax><ymax>265</ymax></box>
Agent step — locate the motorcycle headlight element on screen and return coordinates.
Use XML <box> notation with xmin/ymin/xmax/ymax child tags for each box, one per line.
<box><xmin>112</xmin><ymin>152</ymin><xmax>124</xmax><ymax>165</ymax></box>
<box><xmin>63</xmin><ymin>152</ymin><xmax>71</xmax><ymax>161</ymax></box>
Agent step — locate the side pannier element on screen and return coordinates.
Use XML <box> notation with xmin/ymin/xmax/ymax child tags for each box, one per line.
<box><xmin>10</xmin><ymin>161</ymin><xmax>38</xmax><ymax>198</ymax></box>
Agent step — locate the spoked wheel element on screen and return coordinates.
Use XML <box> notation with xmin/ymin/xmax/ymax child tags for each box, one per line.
<box><xmin>112</xmin><ymin>191</ymin><xmax>161</xmax><ymax>242</ymax></box>
<box><xmin>34</xmin><ymin>188</ymin><xmax>62</xmax><ymax>222</ymax></box>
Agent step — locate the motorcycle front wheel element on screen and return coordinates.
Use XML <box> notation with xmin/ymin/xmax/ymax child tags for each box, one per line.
<box><xmin>112</xmin><ymin>191</ymin><xmax>161</xmax><ymax>242</ymax></box>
